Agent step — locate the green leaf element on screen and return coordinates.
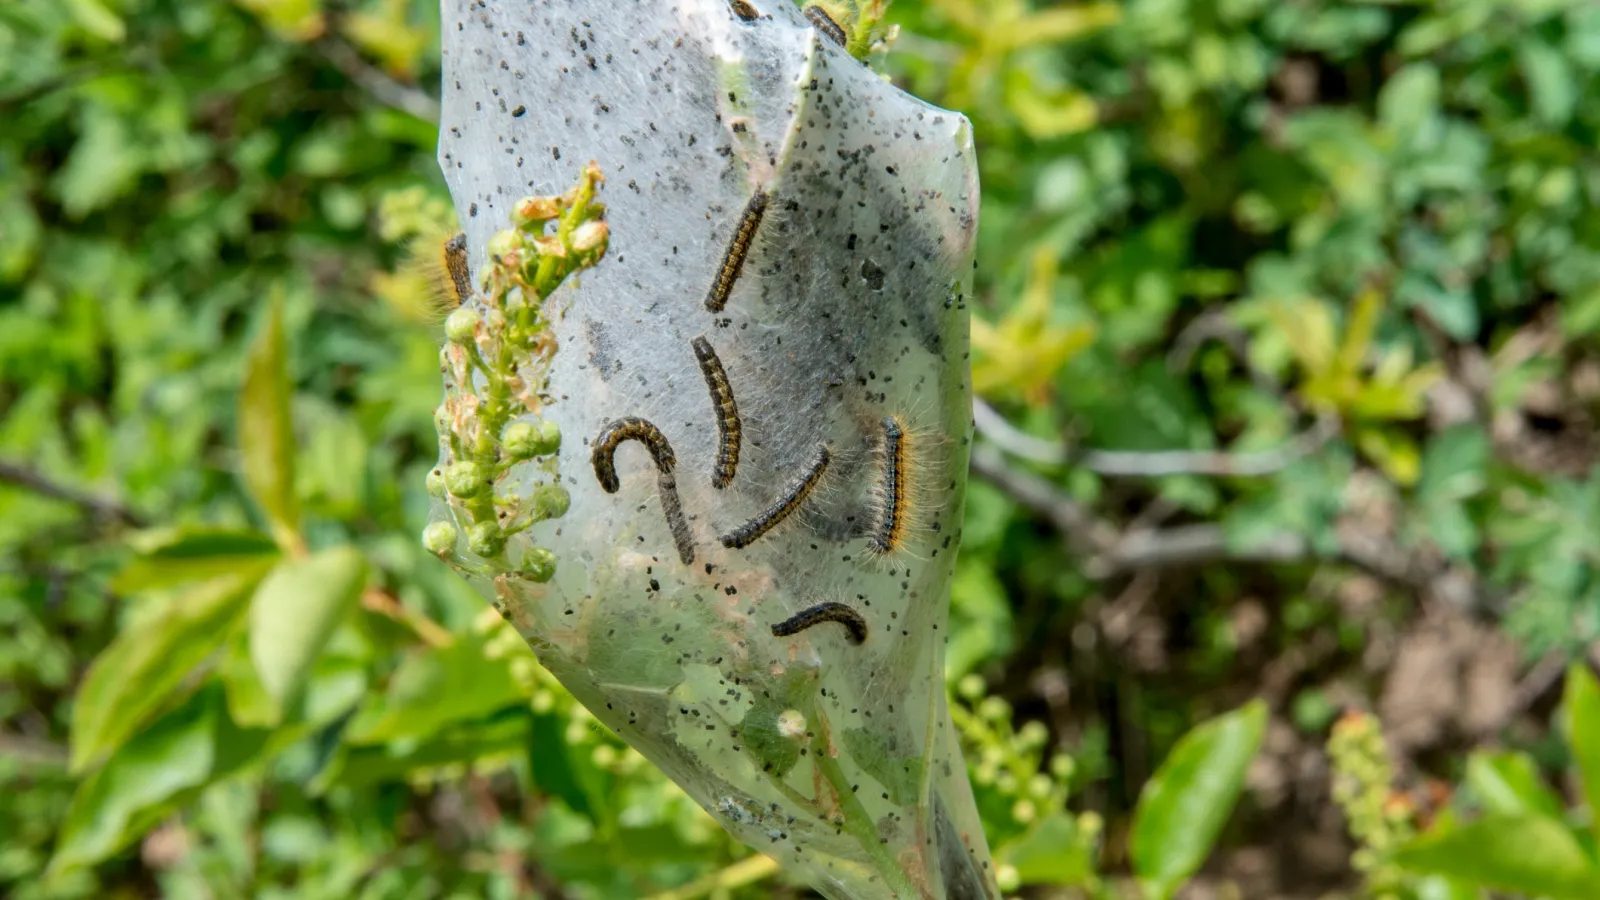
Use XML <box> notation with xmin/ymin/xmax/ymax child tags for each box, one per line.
<box><xmin>70</xmin><ymin>572</ymin><xmax>261</xmax><ymax>773</ymax></box>
<box><xmin>1001</xmin><ymin>811</ymin><xmax>1096</xmax><ymax>886</ymax></box>
<box><xmin>1129</xmin><ymin>699</ymin><xmax>1267</xmax><ymax>900</ymax></box>
<box><xmin>247</xmin><ymin>547</ymin><xmax>367</xmax><ymax>716</ymax></box>
<box><xmin>345</xmin><ymin>634</ymin><xmax>525</xmax><ymax>744</ymax></box>
<box><xmin>1464</xmin><ymin>751</ymin><xmax>1564</xmax><ymax>821</ymax></box>
<box><xmin>115</xmin><ymin>527</ymin><xmax>280</xmax><ymax>593</ymax></box>
<box><xmin>238</xmin><ymin>293</ymin><xmax>300</xmax><ymax>550</ymax></box>
<box><xmin>1563</xmin><ymin>664</ymin><xmax>1600</xmax><ymax>827</ymax></box>
<box><xmin>1395</xmin><ymin>815</ymin><xmax>1599</xmax><ymax>899</ymax></box>
<box><xmin>1519</xmin><ymin>39</ymin><xmax>1577</xmax><ymax>128</ymax></box>
<box><xmin>54</xmin><ymin>690</ymin><xmax>218</xmax><ymax>872</ymax></box>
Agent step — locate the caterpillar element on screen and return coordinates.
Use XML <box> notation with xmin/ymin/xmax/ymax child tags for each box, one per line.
<box><xmin>728</xmin><ymin>0</ymin><xmax>760</xmax><ymax>20</ymax></box>
<box><xmin>719</xmin><ymin>445</ymin><xmax>830</xmax><ymax>549</ymax></box>
<box><xmin>770</xmin><ymin>601</ymin><xmax>868</xmax><ymax>645</ymax></box>
<box><xmin>591</xmin><ymin>417</ymin><xmax>676</xmax><ymax>493</ymax></box>
<box><xmin>443</xmin><ymin>231</ymin><xmax>473</xmax><ymax>306</ymax></box>
<box><xmin>591</xmin><ymin>417</ymin><xmax>694</xmax><ymax>565</ymax></box>
<box><xmin>692</xmin><ymin>335</ymin><xmax>742</xmax><ymax>489</ymax></box>
<box><xmin>867</xmin><ymin>415</ymin><xmax>909</xmax><ymax>555</ymax></box>
<box><xmin>803</xmin><ymin>5</ymin><xmax>847</xmax><ymax>47</ymax></box>
<box><xmin>705</xmin><ymin>189</ymin><xmax>768</xmax><ymax>313</ymax></box>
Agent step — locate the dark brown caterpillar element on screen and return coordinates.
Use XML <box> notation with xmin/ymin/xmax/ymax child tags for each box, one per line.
<box><xmin>719</xmin><ymin>445</ymin><xmax>829</xmax><ymax>549</ymax></box>
<box><xmin>728</xmin><ymin>0</ymin><xmax>760</xmax><ymax>20</ymax></box>
<box><xmin>867</xmin><ymin>415</ymin><xmax>908</xmax><ymax>554</ymax></box>
<box><xmin>444</xmin><ymin>232</ymin><xmax>472</xmax><ymax>305</ymax></box>
<box><xmin>591</xmin><ymin>417</ymin><xmax>694</xmax><ymax>564</ymax></box>
<box><xmin>705</xmin><ymin>189</ymin><xmax>768</xmax><ymax>313</ymax></box>
<box><xmin>803</xmin><ymin>5</ymin><xmax>847</xmax><ymax>47</ymax></box>
<box><xmin>591</xmin><ymin>417</ymin><xmax>676</xmax><ymax>493</ymax></box>
<box><xmin>656</xmin><ymin>470</ymin><xmax>696</xmax><ymax>565</ymax></box>
<box><xmin>770</xmin><ymin>601</ymin><xmax>867</xmax><ymax>645</ymax></box>
<box><xmin>692</xmin><ymin>335</ymin><xmax>742</xmax><ymax>489</ymax></box>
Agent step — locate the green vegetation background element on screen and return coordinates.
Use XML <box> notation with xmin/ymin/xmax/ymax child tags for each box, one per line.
<box><xmin>6</xmin><ymin>0</ymin><xmax>1600</xmax><ymax>897</ymax></box>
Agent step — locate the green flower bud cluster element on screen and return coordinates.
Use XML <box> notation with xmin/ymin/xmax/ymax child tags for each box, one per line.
<box><xmin>1328</xmin><ymin>710</ymin><xmax>1414</xmax><ymax>900</ymax></box>
<box><xmin>425</xmin><ymin>164</ymin><xmax>610</xmax><ymax>579</ymax></box>
<box><xmin>951</xmin><ymin>673</ymin><xmax>1096</xmax><ymax>892</ymax></box>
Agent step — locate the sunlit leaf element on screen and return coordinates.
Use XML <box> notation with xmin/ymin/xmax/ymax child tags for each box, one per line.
<box><xmin>247</xmin><ymin>546</ymin><xmax>367</xmax><ymax>717</ymax></box>
<box><xmin>238</xmin><ymin>292</ymin><xmax>301</xmax><ymax>551</ymax></box>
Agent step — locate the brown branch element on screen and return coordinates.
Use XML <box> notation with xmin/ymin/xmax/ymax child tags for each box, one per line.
<box><xmin>315</xmin><ymin>36</ymin><xmax>440</xmax><ymax>122</ymax></box>
<box><xmin>971</xmin><ymin>444</ymin><xmax>1500</xmax><ymax>610</ymax></box>
<box><xmin>0</xmin><ymin>458</ymin><xmax>149</xmax><ymax>528</ymax></box>
<box><xmin>973</xmin><ymin>398</ymin><xmax>1339</xmax><ymax>477</ymax></box>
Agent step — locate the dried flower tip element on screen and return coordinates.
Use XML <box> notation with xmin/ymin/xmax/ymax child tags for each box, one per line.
<box><xmin>514</xmin><ymin>194</ymin><xmax>561</xmax><ymax>224</ymax></box>
<box><xmin>487</xmin><ymin>229</ymin><xmax>522</xmax><ymax>259</ymax></box>
<box><xmin>533</xmin><ymin>235</ymin><xmax>566</xmax><ymax>258</ymax></box>
<box><xmin>571</xmin><ymin>220</ymin><xmax>609</xmax><ymax>253</ymax></box>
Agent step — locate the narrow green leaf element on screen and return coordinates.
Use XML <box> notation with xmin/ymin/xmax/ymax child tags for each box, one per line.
<box><xmin>1130</xmin><ymin>699</ymin><xmax>1267</xmax><ymax>900</ymax></box>
<box><xmin>1563</xmin><ymin>664</ymin><xmax>1600</xmax><ymax>827</ymax></box>
<box><xmin>1464</xmin><ymin>751</ymin><xmax>1564</xmax><ymax>821</ymax></box>
<box><xmin>115</xmin><ymin>527</ymin><xmax>280</xmax><ymax>593</ymax></box>
<box><xmin>247</xmin><ymin>547</ymin><xmax>367</xmax><ymax>714</ymax></box>
<box><xmin>238</xmin><ymin>293</ymin><xmax>300</xmax><ymax>549</ymax></box>
<box><xmin>1395</xmin><ymin>815</ymin><xmax>1599</xmax><ymax>900</ymax></box>
<box><xmin>69</xmin><ymin>572</ymin><xmax>262</xmax><ymax>773</ymax></box>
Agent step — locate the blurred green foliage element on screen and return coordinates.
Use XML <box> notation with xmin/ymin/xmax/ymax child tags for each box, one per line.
<box><xmin>6</xmin><ymin>0</ymin><xmax>1600</xmax><ymax>896</ymax></box>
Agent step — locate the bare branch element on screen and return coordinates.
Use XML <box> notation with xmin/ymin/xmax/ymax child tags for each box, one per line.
<box><xmin>973</xmin><ymin>397</ymin><xmax>1340</xmax><ymax>477</ymax></box>
<box><xmin>315</xmin><ymin>37</ymin><xmax>440</xmax><ymax>122</ymax></box>
<box><xmin>0</xmin><ymin>459</ymin><xmax>148</xmax><ymax>529</ymax></box>
<box><xmin>968</xmin><ymin>444</ymin><xmax>1116</xmax><ymax>554</ymax></box>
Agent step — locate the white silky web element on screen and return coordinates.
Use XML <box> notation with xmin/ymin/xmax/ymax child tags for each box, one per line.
<box><xmin>434</xmin><ymin>2</ymin><xmax>993</xmax><ymax>896</ymax></box>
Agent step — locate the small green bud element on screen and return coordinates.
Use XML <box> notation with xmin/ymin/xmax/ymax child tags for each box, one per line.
<box><xmin>957</xmin><ymin>673</ymin><xmax>985</xmax><ymax>701</ymax></box>
<box><xmin>1011</xmin><ymin>799</ymin><xmax>1036</xmax><ymax>824</ymax></box>
<box><xmin>996</xmin><ymin>865</ymin><xmax>1020</xmax><ymax>894</ymax></box>
<box><xmin>1027</xmin><ymin>773</ymin><xmax>1054</xmax><ymax>800</ymax></box>
<box><xmin>520</xmin><ymin>546</ymin><xmax>557</xmax><ymax>582</ymax></box>
<box><xmin>444</xmin><ymin>307</ymin><xmax>478</xmax><ymax>344</ymax></box>
<box><xmin>1050</xmin><ymin>753</ymin><xmax>1075</xmax><ymax>780</ymax></box>
<box><xmin>776</xmin><ymin>709</ymin><xmax>807</xmax><ymax>740</ymax></box>
<box><xmin>487</xmin><ymin>228</ymin><xmax>521</xmax><ymax>259</ymax></box>
<box><xmin>445</xmin><ymin>461</ymin><xmax>488</xmax><ymax>498</ymax></box>
<box><xmin>426</xmin><ymin>467</ymin><xmax>447</xmax><ymax>499</ymax></box>
<box><xmin>530</xmin><ymin>484</ymin><xmax>570</xmax><ymax>520</ymax></box>
<box><xmin>503</xmin><ymin>420</ymin><xmax>560</xmax><ymax>460</ymax></box>
<box><xmin>468</xmin><ymin>521</ymin><xmax>505</xmax><ymax>557</ymax></box>
<box><xmin>421</xmin><ymin>521</ymin><xmax>457</xmax><ymax>555</ymax></box>
<box><xmin>531</xmin><ymin>689</ymin><xmax>556</xmax><ymax>714</ymax></box>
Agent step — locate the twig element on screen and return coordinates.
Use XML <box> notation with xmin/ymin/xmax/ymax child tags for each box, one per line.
<box><xmin>645</xmin><ymin>854</ymin><xmax>781</xmax><ymax>900</ymax></box>
<box><xmin>972</xmin><ymin>398</ymin><xmax>1340</xmax><ymax>477</ymax></box>
<box><xmin>361</xmin><ymin>587</ymin><xmax>455</xmax><ymax>647</ymax></box>
<box><xmin>315</xmin><ymin>37</ymin><xmax>440</xmax><ymax>122</ymax></box>
<box><xmin>0</xmin><ymin>458</ymin><xmax>149</xmax><ymax>528</ymax></box>
<box><xmin>968</xmin><ymin>444</ymin><xmax>1116</xmax><ymax>554</ymax></box>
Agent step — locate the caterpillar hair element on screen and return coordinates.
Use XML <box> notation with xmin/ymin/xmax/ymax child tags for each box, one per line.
<box><xmin>705</xmin><ymin>189</ymin><xmax>769</xmax><ymax>313</ymax></box>
<box><xmin>770</xmin><ymin>601</ymin><xmax>867</xmax><ymax>645</ymax></box>
<box><xmin>387</xmin><ymin>223</ymin><xmax>471</xmax><ymax>326</ymax></box>
<box><xmin>719</xmin><ymin>444</ymin><xmax>830</xmax><ymax>549</ymax></box>
<box><xmin>692</xmin><ymin>335</ymin><xmax>742</xmax><ymax>489</ymax></box>
<box><xmin>803</xmin><ymin>5</ymin><xmax>847</xmax><ymax>47</ymax></box>
<box><xmin>591</xmin><ymin>416</ymin><xmax>676</xmax><ymax>493</ymax></box>
<box><xmin>867</xmin><ymin>415</ymin><xmax>908</xmax><ymax>554</ymax></box>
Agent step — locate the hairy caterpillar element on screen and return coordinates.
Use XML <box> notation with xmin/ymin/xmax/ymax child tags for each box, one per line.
<box><xmin>692</xmin><ymin>335</ymin><xmax>742</xmax><ymax>489</ymax></box>
<box><xmin>803</xmin><ymin>5</ymin><xmax>847</xmax><ymax>47</ymax></box>
<box><xmin>705</xmin><ymin>189</ymin><xmax>769</xmax><ymax>313</ymax></box>
<box><xmin>770</xmin><ymin>601</ymin><xmax>867</xmax><ymax>645</ymax></box>
<box><xmin>719</xmin><ymin>445</ymin><xmax>830</xmax><ymax>549</ymax></box>
<box><xmin>591</xmin><ymin>417</ymin><xmax>695</xmax><ymax>565</ymax></box>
